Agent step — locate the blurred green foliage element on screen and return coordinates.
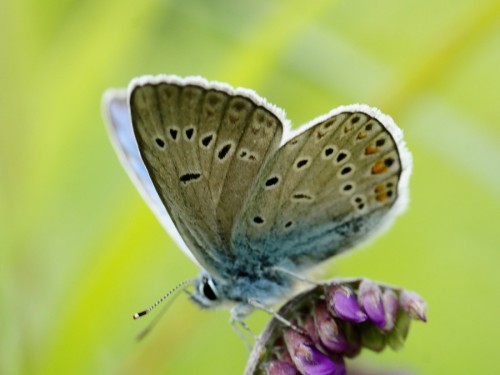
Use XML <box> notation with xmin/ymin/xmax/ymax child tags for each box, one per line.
<box><xmin>1</xmin><ymin>0</ymin><xmax>499</xmax><ymax>374</ymax></box>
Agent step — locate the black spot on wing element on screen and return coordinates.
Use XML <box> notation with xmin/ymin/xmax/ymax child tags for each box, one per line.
<box><xmin>253</xmin><ymin>216</ymin><xmax>264</xmax><ymax>224</ymax></box>
<box><xmin>218</xmin><ymin>143</ymin><xmax>232</xmax><ymax>160</ymax></box>
<box><xmin>169</xmin><ymin>128</ymin><xmax>178</xmax><ymax>140</ymax></box>
<box><xmin>336</xmin><ymin>152</ymin><xmax>347</xmax><ymax>163</ymax></box>
<box><xmin>201</xmin><ymin>134</ymin><xmax>213</xmax><ymax>147</ymax></box>
<box><xmin>180</xmin><ymin>173</ymin><xmax>201</xmax><ymax>184</ymax></box>
<box><xmin>292</xmin><ymin>193</ymin><xmax>313</xmax><ymax>201</ymax></box>
<box><xmin>185</xmin><ymin>128</ymin><xmax>194</xmax><ymax>140</ymax></box>
<box><xmin>265</xmin><ymin>176</ymin><xmax>279</xmax><ymax>187</ymax></box>
<box><xmin>324</xmin><ymin>147</ymin><xmax>334</xmax><ymax>157</ymax></box>
<box><xmin>155</xmin><ymin>138</ymin><xmax>165</xmax><ymax>148</ymax></box>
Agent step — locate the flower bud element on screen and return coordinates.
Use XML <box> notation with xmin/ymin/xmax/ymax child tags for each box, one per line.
<box><xmin>302</xmin><ymin>315</ymin><xmax>321</xmax><ymax>346</ymax></box>
<box><xmin>400</xmin><ymin>290</ymin><xmax>427</xmax><ymax>322</ymax></box>
<box><xmin>325</xmin><ymin>285</ymin><xmax>367</xmax><ymax>323</ymax></box>
<box><xmin>314</xmin><ymin>302</ymin><xmax>348</xmax><ymax>353</ymax></box>
<box><xmin>284</xmin><ymin>329</ymin><xmax>346</xmax><ymax>375</ymax></box>
<box><xmin>358</xmin><ymin>280</ymin><xmax>386</xmax><ymax>327</ymax></box>
<box><xmin>381</xmin><ymin>289</ymin><xmax>399</xmax><ymax>332</ymax></box>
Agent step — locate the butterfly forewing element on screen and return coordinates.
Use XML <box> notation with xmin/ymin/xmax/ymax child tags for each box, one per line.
<box><xmin>232</xmin><ymin>107</ymin><xmax>407</xmax><ymax>268</ymax></box>
<box><xmin>103</xmin><ymin>90</ymin><xmax>203</xmax><ymax>267</ymax></box>
<box><xmin>131</xmin><ymin>85</ymin><xmax>223</xmax><ymax>272</ymax></box>
<box><xmin>129</xmin><ymin>78</ymin><xmax>284</xmax><ymax>271</ymax></box>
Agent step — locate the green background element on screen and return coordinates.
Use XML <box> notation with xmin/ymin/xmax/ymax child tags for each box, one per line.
<box><xmin>1</xmin><ymin>0</ymin><xmax>499</xmax><ymax>374</ymax></box>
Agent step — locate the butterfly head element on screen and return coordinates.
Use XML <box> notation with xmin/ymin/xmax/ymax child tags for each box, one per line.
<box><xmin>189</xmin><ymin>273</ymin><xmax>223</xmax><ymax>309</ymax></box>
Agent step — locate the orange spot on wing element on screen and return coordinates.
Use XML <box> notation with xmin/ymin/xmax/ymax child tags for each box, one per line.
<box><xmin>372</xmin><ymin>160</ymin><xmax>388</xmax><ymax>174</ymax></box>
<box><xmin>376</xmin><ymin>193</ymin><xmax>388</xmax><ymax>202</ymax></box>
<box><xmin>375</xmin><ymin>184</ymin><xmax>385</xmax><ymax>193</ymax></box>
<box><xmin>365</xmin><ymin>144</ymin><xmax>378</xmax><ymax>155</ymax></box>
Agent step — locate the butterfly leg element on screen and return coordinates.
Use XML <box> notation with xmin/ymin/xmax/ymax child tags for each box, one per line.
<box><xmin>230</xmin><ymin>304</ymin><xmax>258</xmax><ymax>351</ymax></box>
<box><xmin>248</xmin><ymin>298</ymin><xmax>305</xmax><ymax>335</ymax></box>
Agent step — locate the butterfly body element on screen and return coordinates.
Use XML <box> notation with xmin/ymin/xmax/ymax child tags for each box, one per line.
<box><xmin>103</xmin><ymin>75</ymin><xmax>411</xmax><ymax>314</ymax></box>
<box><xmin>195</xmin><ymin>268</ymin><xmax>293</xmax><ymax>308</ymax></box>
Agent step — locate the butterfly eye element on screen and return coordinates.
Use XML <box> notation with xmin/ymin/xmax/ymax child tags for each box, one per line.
<box><xmin>201</xmin><ymin>277</ymin><xmax>218</xmax><ymax>301</ymax></box>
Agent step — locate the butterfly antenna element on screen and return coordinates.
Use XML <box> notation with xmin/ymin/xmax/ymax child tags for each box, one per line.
<box><xmin>135</xmin><ymin>293</ymin><xmax>178</xmax><ymax>341</ymax></box>
<box><xmin>133</xmin><ymin>278</ymin><xmax>196</xmax><ymax>320</ymax></box>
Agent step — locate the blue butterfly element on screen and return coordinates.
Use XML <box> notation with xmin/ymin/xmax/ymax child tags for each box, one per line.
<box><xmin>102</xmin><ymin>75</ymin><xmax>411</xmax><ymax>329</ymax></box>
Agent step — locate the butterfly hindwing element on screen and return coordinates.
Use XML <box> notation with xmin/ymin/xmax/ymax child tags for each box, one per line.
<box><xmin>232</xmin><ymin>105</ymin><xmax>411</xmax><ymax>269</ymax></box>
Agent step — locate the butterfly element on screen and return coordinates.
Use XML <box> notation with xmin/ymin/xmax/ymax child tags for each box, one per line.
<box><xmin>102</xmin><ymin>75</ymin><xmax>412</xmax><ymax>327</ymax></box>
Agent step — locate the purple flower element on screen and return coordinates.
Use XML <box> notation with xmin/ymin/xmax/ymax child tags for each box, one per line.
<box><xmin>325</xmin><ymin>285</ymin><xmax>367</xmax><ymax>323</ymax></box>
<box><xmin>313</xmin><ymin>303</ymin><xmax>348</xmax><ymax>353</ymax></box>
<box><xmin>243</xmin><ymin>278</ymin><xmax>427</xmax><ymax>375</ymax></box>
<box><xmin>358</xmin><ymin>280</ymin><xmax>386</xmax><ymax>327</ymax></box>
<box><xmin>284</xmin><ymin>329</ymin><xmax>346</xmax><ymax>375</ymax></box>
